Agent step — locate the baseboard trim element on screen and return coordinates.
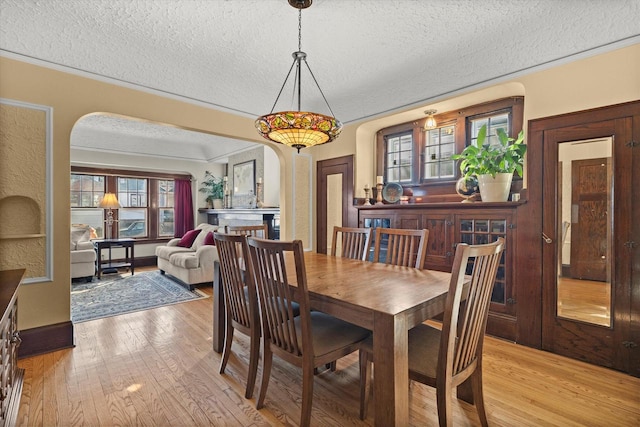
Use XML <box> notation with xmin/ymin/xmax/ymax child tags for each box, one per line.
<box><xmin>18</xmin><ymin>321</ymin><xmax>74</xmax><ymax>358</ymax></box>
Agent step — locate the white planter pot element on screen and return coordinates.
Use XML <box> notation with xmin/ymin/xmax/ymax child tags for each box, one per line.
<box><xmin>476</xmin><ymin>173</ymin><xmax>513</xmax><ymax>202</ymax></box>
<box><xmin>212</xmin><ymin>198</ymin><xmax>224</xmax><ymax>209</ymax></box>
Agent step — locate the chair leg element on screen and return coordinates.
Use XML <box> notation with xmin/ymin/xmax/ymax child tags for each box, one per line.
<box><xmin>300</xmin><ymin>364</ymin><xmax>315</xmax><ymax>427</ymax></box>
<box><xmin>219</xmin><ymin>322</ymin><xmax>234</xmax><ymax>374</ymax></box>
<box><xmin>359</xmin><ymin>350</ymin><xmax>372</xmax><ymax>420</ymax></box>
<box><xmin>245</xmin><ymin>328</ymin><xmax>260</xmax><ymax>399</ymax></box>
<box><xmin>256</xmin><ymin>344</ymin><xmax>273</xmax><ymax>410</ymax></box>
<box><xmin>471</xmin><ymin>370</ymin><xmax>488</xmax><ymax>427</ymax></box>
<box><xmin>436</xmin><ymin>381</ymin><xmax>453</xmax><ymax>427</ymax></box>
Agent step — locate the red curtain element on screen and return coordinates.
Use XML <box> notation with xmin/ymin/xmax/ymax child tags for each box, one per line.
<box><xmin>174</xmin><ymin>179</ymin><xmax>194</xmax><ymax>237</ymax></box>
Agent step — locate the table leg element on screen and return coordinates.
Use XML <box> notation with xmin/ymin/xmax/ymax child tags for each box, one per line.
<box><xmin>130</xmin><ymin>243</ymin><xmax>135</xmax><ymax>275</ymax></box>
<box><xmin>213</xmin><ymin>261</ymin><xmax>225</xmax><ymax>353</ymax></box>
<box><xmin>373</xmin><ymin>311</ymin><xmax>409</xmax><ymax>426</ymax></box>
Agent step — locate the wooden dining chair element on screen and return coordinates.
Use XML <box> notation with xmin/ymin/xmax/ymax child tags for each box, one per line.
<box><xmin>360</xmin><ymin>237</ymin><xmax>505</xmax><ymax>426</ymax></box>
<box><xmin>246</xmin><ymin>237</ymin><xmax>370</xmax><ymax>427</ymax></box>
<box><xmin>213</xmin><ymin>232</ymin><xmax>260</xmax><ymax>399</ymax></box>
<box><xmin>372</xmin><ymin>227</ymin><xmax>429</xmax><ymax>269</ymax></box>
<box><xmin>227</xmin><ymin>224</ymin><xmax>269</xmax><ymax>238</ymax></box>
<box><xmin>330</xmin><ymin>226</ymin><xmax>372</xmax><ymax>261</ymax></box>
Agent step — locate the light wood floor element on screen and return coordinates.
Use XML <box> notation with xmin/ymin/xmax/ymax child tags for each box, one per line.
<box><xmin>18</xmin><ymin>273</ymin><xmax>640</xmax><ymax>426</ymax></box>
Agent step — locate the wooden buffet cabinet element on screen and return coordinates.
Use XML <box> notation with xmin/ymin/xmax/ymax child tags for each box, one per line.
<box><xmin>0</xmin><ymin>269</ymin><xmax>24</xmax><ymax>427</ymax></box>
<box><xmin>357</xmin><ymin>202</ymin><xmax>522</xmax><ymax>341</ymax></box>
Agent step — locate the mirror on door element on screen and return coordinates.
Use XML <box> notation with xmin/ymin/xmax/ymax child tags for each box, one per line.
<box><xmin>556</xmin><ymin>137</ymin><xmax>612</xmax><ymax>327</ymax></box>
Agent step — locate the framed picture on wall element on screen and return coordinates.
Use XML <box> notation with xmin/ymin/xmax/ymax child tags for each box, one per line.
<box><xmin>233</xmin><ymin>160</ymin><xmax>255</xmax><ymax>196</ymax></box>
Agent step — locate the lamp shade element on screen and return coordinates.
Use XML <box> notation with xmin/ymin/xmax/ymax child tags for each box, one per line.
<box><xmin>424</xmin><ymin>109</ymin><xmax>437</xmax><ymax>130</ymax></box>
<box><xmin>255</xmin><ymin>111</ymin><xmax>342</xmax><ymax>152</ymax></box>
<box><xmin>98</xmin><ymin>193</ymin><xmax>121</xmax><ymax>209</ymax></box>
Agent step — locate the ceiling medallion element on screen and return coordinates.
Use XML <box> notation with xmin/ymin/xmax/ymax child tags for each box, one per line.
<box><xmin>255</xmin><ymin>0</ymin><xmax>342</xmax><ymax>153</ymax></box>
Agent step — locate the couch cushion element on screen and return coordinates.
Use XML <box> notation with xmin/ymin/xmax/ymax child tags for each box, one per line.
<box><xmin>204</xmin><ymin>231</ymin><xmax>215</xmax><ymax>246</ymax></box>
<box><xmin>177</xmin><ymin>229</ymin><xmax>202</xmax><ymax>247</ymax></box>
<box><xmin>192</xmin><ymin>223</ymin><xmax>219</xmax><ymax>250</ymax></box>
<box><xmin>156</xmin><ymin>245</ymin><xmax>193</xmax><ymax>260</ymax></box>
<box><xmin>170</xmin><ymin>252</ymin><xmax>199</xmax><ymax>269</ymax></box>
<box><xmin>71</xmin><ymin>248</ymin><xmax>96</xmax><ymax>264</ymax></box>
<box><xmin>71</xmin><ymin>225</ymin><xmax>90</xmax><ymax>244</ymax></box>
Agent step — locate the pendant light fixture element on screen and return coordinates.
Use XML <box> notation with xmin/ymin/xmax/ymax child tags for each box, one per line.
<box><xmin>424</xmin><ymin>109</ymin><xmax>438</xmax><ymax>130</ymax></box>
<box><xmin>255</xmin><ymin>0</ymin><xmax>342</xmax><ymax>153</ymax></box>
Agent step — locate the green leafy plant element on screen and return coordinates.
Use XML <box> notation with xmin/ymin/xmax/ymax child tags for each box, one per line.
<box><xmin>452</xmin><ymin>124</ymin><xmax>527</xmax><ymax>179</ymax></box>
<box><xmin>198</xmin><ymin>171</ymin><xmax>224</xmax><ymax>203</ymax></box>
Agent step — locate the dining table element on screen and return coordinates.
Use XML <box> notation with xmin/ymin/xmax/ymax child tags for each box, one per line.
<box><xmin>212</xmin><ymin>251</ymin><xmax>466</xmax><ymax>426</ymax></box>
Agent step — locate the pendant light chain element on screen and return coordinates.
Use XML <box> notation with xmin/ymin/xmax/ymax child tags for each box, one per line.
<box><xmin>298</xmin><ymin>9</ymin><xmax>302</xmax><ymax>52</ymax></box>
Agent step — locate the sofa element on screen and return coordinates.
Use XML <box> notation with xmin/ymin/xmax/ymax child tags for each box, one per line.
<box><xmin>71</xmin><ymin>224</ymin><xmax>97</xmax><ymax>281</ymax></box>
<box><xmin>155</xmin><ymin>223</ymin><xmax>220</xmax><ymax>289</ymax></box>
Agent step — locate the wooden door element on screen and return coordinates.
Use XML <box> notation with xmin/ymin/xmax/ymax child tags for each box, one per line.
<box><xmin>541</xmin><ymin>117</ymin><xmax>634</xmax><ymax>373</ymax></box>
<box><xmin>316</xmin><ymin>156</ymin><xmax>355</xmax><ymax>254</ymax></box>
<box><xmin>570</xmin><ymin>158</ymin><xmax>610</xmax><ymax>282</ymax></box>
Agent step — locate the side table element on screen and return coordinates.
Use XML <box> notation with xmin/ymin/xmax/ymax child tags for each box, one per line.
<box><xmin>93</xmin><ymin>238</ymin><xmax>135</xmax><ymax>279</ymax></box>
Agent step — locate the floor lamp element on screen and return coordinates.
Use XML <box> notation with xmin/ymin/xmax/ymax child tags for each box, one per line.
<box><xmin>98</xmin><ymin>193</ymin><xmax>121</xmax><ymax>239</ymax></box>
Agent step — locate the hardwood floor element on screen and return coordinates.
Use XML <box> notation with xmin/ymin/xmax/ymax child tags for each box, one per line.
<box><xmin>18</xmin><ymin>274</ymin><xmax>640</xmax><ymax>426</ymax></box>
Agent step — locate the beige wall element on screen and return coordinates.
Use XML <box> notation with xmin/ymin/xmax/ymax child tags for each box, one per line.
<box><xmin>0</xmin><ymin>57</ymin><xmax>291</xmax><ymax>330</ymax></box>
<box><xmin>0</xmin><ymin>42</ymin><xmax>638</xmax><ymax>333</ymax></box>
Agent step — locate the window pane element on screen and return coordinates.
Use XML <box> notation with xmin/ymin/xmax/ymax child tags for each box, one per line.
<box><xmin>423</xmin><ymin>125</ymin><xmax>456</xmax><ymax>180</ymax></box>
<box><xmin>159</xmin><ymin>208</ymin><xmax>174</xmax><ymax>237</ymax></box>
<box><xmin>158</xmin><ymin>180</ymin><xmax>175</xmax><ymax>237</ymax></box>
<box><xmin>471</xmin><ymin>113</ymin><xmax>509</xmax><ymax>148</ymax></box>
<box><xmin>119</xmin><ymin>208</ymin><xmax>147</xmax><ymax>238</ymax></box>
<box><xmin>385</xmin><ymin>131</ymin><xmax>413</xmax><ymax>183</ymax></box>
<box><xmin>71</xmin><ymin>208</ymin><xmax>104</xmax><ymax>238</ymax></box>
<box><xmin>71</xmin><ymin>174</ymin><xmax>105</xmax><ymax>207</ymax></box>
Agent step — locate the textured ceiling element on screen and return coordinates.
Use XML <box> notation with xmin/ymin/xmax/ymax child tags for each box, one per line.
<box><xmin>1</xmin><ymin>0</ymin><xmax>639</xmax><ymax>161</ymax></box>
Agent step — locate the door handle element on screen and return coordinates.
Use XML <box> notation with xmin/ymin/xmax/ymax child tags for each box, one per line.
<box><xmin>542</xmin><ymin>232</ymin><xmax>553</xmax><ymax>244</ymax></box>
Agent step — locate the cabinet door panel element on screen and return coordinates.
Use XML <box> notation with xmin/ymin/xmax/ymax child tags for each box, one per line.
<box><xmin>422</xmin><ymin>213</ymin><xmax>453</xmax><ymax>271</ymax></box>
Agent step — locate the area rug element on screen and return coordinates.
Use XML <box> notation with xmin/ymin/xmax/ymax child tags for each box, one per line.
<box><xmin>71</xmin><ymin>271</ymin><xmax>208</xmax><ymax>323</ymax></box>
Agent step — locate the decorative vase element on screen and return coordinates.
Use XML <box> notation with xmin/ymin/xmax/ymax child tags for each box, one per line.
<box><xmin>476</xmin><ymin>173</ymin><xmax>512</xmax><ymax>202</ymax></box>
<box><xmin>212</xmin><ymin>198</ymin><xmax>224</xmax><ymax>209</ymax></box>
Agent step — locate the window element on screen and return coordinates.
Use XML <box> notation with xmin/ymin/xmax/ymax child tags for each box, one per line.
<box><xmin>71</xmin><ymin>174</ymin><xmax>106</xmax><ymax>237</ymax></box>
<box><xmin>71</xmin><ymin>167</ymin><xmax>186</xmax><ymax>241</ymax></box>
<box><xmin>385</xmin><ymin>131</ymin><xmax>413</xmax><ymax>183</ymax></box>
<box><xmin>469</xmin><ymin>112</ymin><xmax>509</xmax><ymax>149</ymax></box>
<box><xmin>376</xmin><ymin>97</ymin><xmax>523</xmax><ymax>190</ymax></box>
<box><xmin>118</xmin><ymin>177</ymin><xmax>148</xmax><ymax>238</ymax></box>
<box><xmin>424</xmin><ymin>124</ymin><xmax>456</xmax><ymax>179</ymax></box>
<box><xmin>158</xmin><ymin>180</ymin><xmax>174</xmax><ymax>237</ymax></box>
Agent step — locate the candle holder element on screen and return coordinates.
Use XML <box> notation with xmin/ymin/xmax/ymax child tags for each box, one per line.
<box><xmin>363</xmin><ymin>186</ymin><xmax>371</xmax><ymax>206</ymax></box>
<box><xmin>376</xmin><ymin>183</ymin><xmax>384</xmax><ymax>205</ymax></box>
<box><xmin>223</xmin><ymin>177</ymin><xmax>230</xmax><ymax>208</ymax></box>
<box><xmin>256</xmin><ymin>181</ymin><xmax>264</xmax><ymax>208</ymax></box>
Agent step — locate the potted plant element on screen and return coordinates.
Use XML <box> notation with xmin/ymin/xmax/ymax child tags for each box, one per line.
<box><xmin>452</xmin><ymin>124</ymin><xmax>526</xmax><ymax>202</ymax></box>
<box><xmin>199</xmin><ymin>171</ymin><xmax>225</xmax><ymax>209</ymax></box>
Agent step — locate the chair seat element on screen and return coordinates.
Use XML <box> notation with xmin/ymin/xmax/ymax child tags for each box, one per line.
<box><xmin>295</xmin><ymin>312</ymin><xmax>370</xmax><ymax>357</ymax></box>
<box><xmin>361</xmin><ymin>323</ymin><xmax>440</xmax><ymax>378</ymax></box>
<box><xmin>407</xmin><ymin>324</ymin><xmax>440</xmax><ymax>379</ymax></box>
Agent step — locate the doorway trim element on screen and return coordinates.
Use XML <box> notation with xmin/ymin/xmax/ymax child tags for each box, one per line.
<box><xmin>316</xmin><ymin>155</ymin><xmax>355</xmax><ymax>254</ymax></box>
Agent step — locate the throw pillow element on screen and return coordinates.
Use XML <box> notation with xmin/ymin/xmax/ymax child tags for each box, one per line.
<box><xmin>204</xmin><ymin>231</ymin><xmax>216</xmax><ymax>246</ymax></box>
<box><xmin>177</xmin><ymin>229</ymin><xmax>202</xmax><ymax>247</ymax></box>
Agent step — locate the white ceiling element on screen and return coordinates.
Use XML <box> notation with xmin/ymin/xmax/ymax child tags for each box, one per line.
<box><xmin>1</xmin><ymin>0</ymin><xmax>639</xmax><ymax>162</ymax></box>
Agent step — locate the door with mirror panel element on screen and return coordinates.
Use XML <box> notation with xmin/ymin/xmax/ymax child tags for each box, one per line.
<box><xmin>542</xmin><ymin>118</ymin><xmax>634</xmax><ymax>373</ymax></box>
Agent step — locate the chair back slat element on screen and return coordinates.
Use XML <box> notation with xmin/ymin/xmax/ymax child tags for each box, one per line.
<box><xmin>228</xmin><ymin>224</ymin><xmax>269</xmax><ymax>238</ymax></box>
<box><xmin>214</xmin><ymin>232</ymin><xmax>256</xmax><ymax>329</ymax></box>
<box><xmin>248</xmin><ymin>237</ymin><xmax>308</xmax><ymax>357</ymax></box>
<box><xmin>441</xmin><ymin>238</ymin><xmax>505</xmax><ymax>380</ymax></box>
<box><xmin>373</xmin><ymin>228</ymin><xmax>429</xmax><ymax>269</ymax></box>
<box><xmin>330</xmin><ymin>226</ymin><xmax>372</xmax><ymax>261</ymax></box>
